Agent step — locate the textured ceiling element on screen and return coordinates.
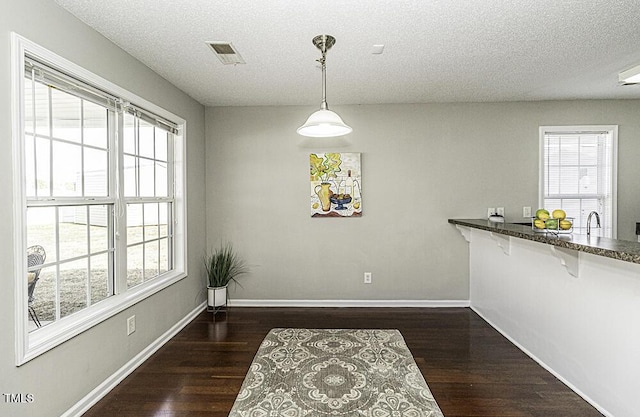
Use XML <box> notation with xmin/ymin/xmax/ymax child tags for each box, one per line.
<box><xmin>54</xmin><ymin>0</ymin><xmax>640</xmax><ymax>107</ymax></box>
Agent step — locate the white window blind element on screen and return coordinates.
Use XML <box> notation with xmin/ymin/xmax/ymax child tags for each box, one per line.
<box><xmin>539</xmin><ymin>126</ymin><xmax>617</xmax><ymax>238</ymax></box>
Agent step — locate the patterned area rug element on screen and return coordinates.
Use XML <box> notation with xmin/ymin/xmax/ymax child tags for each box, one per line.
<box><xmin>229</xmin><ymin>328</ymin><xmax>444</xmax><ymax>416</ymax></box>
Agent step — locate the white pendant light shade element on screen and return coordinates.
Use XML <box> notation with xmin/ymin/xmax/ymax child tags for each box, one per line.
<box><xmin>297</xmin><ymin>109</ymin><xmax>352</xmax><ymax>137</ymax></box>
<box><xmin>298</xmin><ymin>35</ymin><xmax>352</xmax><ymax>138</ymax></box>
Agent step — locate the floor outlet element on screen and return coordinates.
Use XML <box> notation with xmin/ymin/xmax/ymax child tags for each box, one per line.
<box><xmin>523</xmin><ymin>206</ymin><xmax>532</xmax><ymax>218</ymax></box>
<box><xmin>364</xmin><ymin>272</ymin><xmax>372</xmax><ymax>284</ymax></box>
<box><xmin>127</xmin><ymin>315</ymin><xmax>136</xmax><ymax>335</ymax></box>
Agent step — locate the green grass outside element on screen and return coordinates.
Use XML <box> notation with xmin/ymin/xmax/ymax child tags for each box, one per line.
<box><xmin>27</xmin><ymin>223</ymin><xmax>169</xmax><ymax>327</ymax></box>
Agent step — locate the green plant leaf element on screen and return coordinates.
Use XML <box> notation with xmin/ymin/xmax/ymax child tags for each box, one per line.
<box><xmin>310</xmin><ymin>154</ymin><xmax>326</xmax><ymax>181</ymax></box>
<box><xmin>324</xmin><ymin>153</ymin><xmax>342</xmax><ymax>172</ymax></box>
<box><xmin>204</xmin><ymin>243</ymin><xmax>249</xmax><ymax>288</ymax></box>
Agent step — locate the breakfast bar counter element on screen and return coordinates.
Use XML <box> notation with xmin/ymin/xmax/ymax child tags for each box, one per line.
<box><xmin>450</xmin><ymin>218</ymin><xmax>640</xmax><ymax>417</ymax></box>
<box><xmin>448</xmin><ymin>218</ymin><xmax>640</xmax><ymax>264</ymax></box>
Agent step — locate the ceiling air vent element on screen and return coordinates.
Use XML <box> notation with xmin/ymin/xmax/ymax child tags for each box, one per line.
<box><xmin>206</xmin><ymin>42</ymin><xmax>245</xmax><ymax>65</ymax></box>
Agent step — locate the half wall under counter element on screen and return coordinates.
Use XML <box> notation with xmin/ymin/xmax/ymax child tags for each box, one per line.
<box><xmin>450</xmin><ymin>218</ymin><xmax>640</xmax><ymax>417</ymax></box>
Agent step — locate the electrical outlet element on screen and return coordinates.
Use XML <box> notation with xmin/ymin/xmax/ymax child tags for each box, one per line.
<box><xmin>364</xmin><ymin>272</ymin><xmax>372</xmax><ymax>284</ymax></box>
<box><xmin>127</xmin><ymin>315</ymin><xmax>136</xmax><ymax>335</ymax></box>
<box><xmin>523</xmin><ymin>206</ymin><xmax>532</xmax><ymax>218</ymax></box>
<box><xmin>497</xmin><ymin>207</ymin><xmax>505</xmax><ymax>216</ymax></box>
<box><xmin>488</xmin><ymin>207</ymin><xmax>496</xmax><ymax>217</ymax></box>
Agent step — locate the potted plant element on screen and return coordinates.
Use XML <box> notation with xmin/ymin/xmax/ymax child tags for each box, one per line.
<box><xmin>204</xmin><ymin>243</ymin><xmax>249</xmax><ymax>309</ymax></box>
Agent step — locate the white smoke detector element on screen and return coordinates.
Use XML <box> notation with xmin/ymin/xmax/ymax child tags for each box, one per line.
<box><xmin>372</xmin><ymin>44</ymin><xmax>385</xmax><ymax>54</ymax></box>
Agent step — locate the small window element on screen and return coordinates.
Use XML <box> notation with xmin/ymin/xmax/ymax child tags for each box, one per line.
<box><xmin>539</xmin><ymin>126</ymin><xmax>617</xmax><ymax>238</ymax></box>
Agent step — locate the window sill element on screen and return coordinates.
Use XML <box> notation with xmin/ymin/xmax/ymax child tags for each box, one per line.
<box><xmin>19</xmin><ymin>270</ymin><xmax>186</xmax><ymax>365</ymax></box>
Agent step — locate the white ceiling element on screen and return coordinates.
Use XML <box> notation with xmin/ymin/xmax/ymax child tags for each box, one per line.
<box><xmin>54</xmin><ymin>0</ymin><xmax>640</xmax><ymax>107</ymax></box>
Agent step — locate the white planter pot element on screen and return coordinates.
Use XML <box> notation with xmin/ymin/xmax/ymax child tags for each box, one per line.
<box><xmin>207</xmin><ymin>285</ymin><xmax>227</xmax><ymax>308</ymax></box>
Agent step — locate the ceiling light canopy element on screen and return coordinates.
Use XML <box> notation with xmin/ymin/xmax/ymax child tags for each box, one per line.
<box><xmin>297</xmin><ymin>35</ymin><xmax>352</xmax><ymax>138</ymax></box>
<box><xmin>619</xmin><ymin>63</ymin><xmax>640</xmax><ymax>85</ymax></box>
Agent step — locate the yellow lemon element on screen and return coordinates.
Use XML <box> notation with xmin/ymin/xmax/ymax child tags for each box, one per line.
<box><xmin>552</xmin><ymin>209</ymin><xmax>566</xmax><ymax>220</ymax></box>
<box><xmin>312</xmin><ymin>202</ymin><xmax>319</xmax><ymax>209</ymax></box>
<box><xmin>559</xmin><ymin>219</ymin><xmax>572</xmax><ymax>230</ymax></box>
<box><xmin>353</xmin><ymin>202</ymin><xmax>360</xmax><ymax>209</ymax></box>
<box><xmin>534</xmin><ymin>219</ymin><xmax>546</xmax><ymax>229</ymax></box>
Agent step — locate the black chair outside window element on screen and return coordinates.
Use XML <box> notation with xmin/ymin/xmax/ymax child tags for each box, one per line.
<box><xmin>27</xmin><ymin>245</ymin><xmax>46</xmax><ymax>328</ymax></box>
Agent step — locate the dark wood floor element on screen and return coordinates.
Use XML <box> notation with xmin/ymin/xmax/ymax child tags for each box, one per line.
<box><xmin>84</xmin><ymin>307</ymin><xmax>603</xmax><ymax>417</ymax></box>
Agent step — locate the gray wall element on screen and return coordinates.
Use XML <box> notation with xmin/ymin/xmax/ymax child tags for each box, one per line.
<box><xmin>206</xmin><ymin>100</ymin><xmax>640</xmax><ymax>302</ymax></box>
<box><xmin>0</xmin><ymin>1</ymin><xmax>206</xmax><ymax>416</ymax></box>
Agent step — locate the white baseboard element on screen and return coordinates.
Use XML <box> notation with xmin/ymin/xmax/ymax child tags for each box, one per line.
<box><xmin>229</xmin><ymin>299</ymin><xmax>470</xmax><ymax>308</ymax></box>
<box><xmin>470</xmin><ymin>306</ymin><xmax>612</xmax><ymax>417</ymax></box>
<box><xmin>62</xmin><ymin>301</ymin><xmax>207</xmax><ymax>417</ymax></box>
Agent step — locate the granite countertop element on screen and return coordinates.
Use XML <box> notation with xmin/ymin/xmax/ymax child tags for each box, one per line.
<box><xmin>448</xmin><ymin>219</ymin><xmax>640</xmax><ymax>265</ymax></box>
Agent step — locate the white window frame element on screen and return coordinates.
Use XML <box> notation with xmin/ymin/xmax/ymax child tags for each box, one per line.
<box><xmin>538</xmin><ymin>125</ymin><xmax>618</xmax><ymax>238</ymax></box>
<box><xmin>11</xmin><ymin>33</ymin><xmax>188</xmax><ymax>365</ymax></box>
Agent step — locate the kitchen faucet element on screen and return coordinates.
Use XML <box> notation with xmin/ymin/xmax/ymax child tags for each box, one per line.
<box><xmin>586</xmin><ymin>211</ymin><xmax>600</xmax><ymax>237</ymax></box>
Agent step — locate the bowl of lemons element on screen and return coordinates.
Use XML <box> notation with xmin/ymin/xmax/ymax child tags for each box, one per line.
<box><xmin>532</xmin><ymin>209</ymin><xmax>573</xmax><ymax>234</ymax></box>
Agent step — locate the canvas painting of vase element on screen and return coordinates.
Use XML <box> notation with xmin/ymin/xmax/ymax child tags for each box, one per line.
<box><xmin>310</xmin><ymin>153</ymin><xmax>361</xmax><ymax>217</ymax></box>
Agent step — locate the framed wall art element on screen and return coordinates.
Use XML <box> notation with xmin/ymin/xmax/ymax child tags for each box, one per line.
<box><xmin>310</xmin><ymin>152</ymin><xmax>361</xmax><ymax>217</ymax></box>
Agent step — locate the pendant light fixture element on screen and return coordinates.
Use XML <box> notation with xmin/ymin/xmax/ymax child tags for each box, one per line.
<box><xmin>297</xmin><ymin>35</ymin><xmax>352</xmax><ymax>137</ymax></box>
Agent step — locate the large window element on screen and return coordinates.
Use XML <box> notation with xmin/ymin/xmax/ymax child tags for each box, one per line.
<box><xmin>24</xmin><ymin>60</ymin><xmax>116</xmax><ymax>325</ymax></box>
<box><xmin>539</xmin><ymin>126</ymin><xmax>617</xmax><ymax>238</ymax></box>
<box><xmin>123</xmin><ymin>112</ymin><xmax>173</xmax><ymax>289</ymax></box>
<box><xmin>13</xmin><ymin>34</ymin><xmax>186</xmax><ymax>364</ymax></box>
